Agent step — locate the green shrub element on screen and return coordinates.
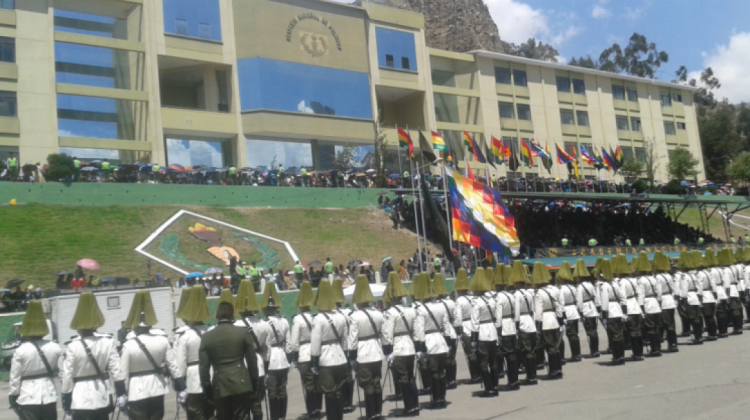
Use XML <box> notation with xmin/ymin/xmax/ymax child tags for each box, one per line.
<box><xmin>665</xmin><ymin>179</ymin><xmax>685</xmax><ymax>195</ymax></box>
<box><xmin>46</xmin><ymin>153</ymin><xmax>75</xmax><ymax>181</ymax></box>
<box><xmin>632</xmin><ymin>180</ymin><xmax>647</xmax><ymax>193</ymax></box>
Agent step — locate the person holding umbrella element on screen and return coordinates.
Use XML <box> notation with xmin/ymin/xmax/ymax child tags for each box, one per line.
<box><xmin>9</xmin><ymin>300</ymin><xmax>62</xmax><ymax>420</ymax></box>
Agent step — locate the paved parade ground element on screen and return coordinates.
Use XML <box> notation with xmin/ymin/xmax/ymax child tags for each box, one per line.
<box><xmin>1</xmin><ymin>322</ymin><xmax>748</xmax><ymax>420</ymax></box>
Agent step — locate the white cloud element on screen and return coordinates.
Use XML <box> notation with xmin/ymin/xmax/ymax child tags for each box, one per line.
<box><xmin>297</xmin><ymin>100</ymin><xmax>314</xmax><ymax>114</ymax></box>
<box><xmin>166</xmin><ymin>139</ymin><xmax>223</xmax><ymax>168</ymax></box>
<box><xmin>689</xmin><ymin>32</ymin><xmax>750</xmax><ymax>103</ymax></box>
<box><xmin>625</xmin><ymin>7</ymin><xmax>644</xmax><ymax>20</ymax></box>
<box><xmin>485</xmin><ymin>0</ymin><xmax>551</xmax><ymax>45</ymax></box>
<box><xmin>551</xmin><ymin>26</ymin><xmax>581</xmax><ymax>47</ymax></box>
<box><xmin>592</xmin><ymin>5</ymin><xmax>611</xmax><ymax>19</ymax></box>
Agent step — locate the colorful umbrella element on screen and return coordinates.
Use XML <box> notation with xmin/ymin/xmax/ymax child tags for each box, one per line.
<box><xmin>77</xmin><ymin>259</ymin><xmax>100</xmax><ymax>270</ymax></box>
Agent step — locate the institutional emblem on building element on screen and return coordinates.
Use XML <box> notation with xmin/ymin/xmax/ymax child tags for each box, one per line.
<box><xmin>299</xmin><ymin>31</ymin><xmax>328</xmax><ymax>57</ymax></box>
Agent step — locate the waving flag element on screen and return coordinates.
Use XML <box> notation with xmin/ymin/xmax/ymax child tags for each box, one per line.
<box><xmin>579</xmin><ymin>145</ymin><xmax>597</xmax><ymax>167</ymax></box>
<box><xmin>571</xmin><ymin>146</ymin><xmax>580</xmax><ymax>180</ymax></box>
<box><xmin>445</xmin><ymin>167</ymin><xmax>520</xmax><ymax>256</ymax></box>
<box><xmin>593</xmin><ymin>147</ymin><xmax>606</xmax><ymax>170</ymax></box>
<box><xmin>431</xmin><ymin>131</ymin><xmax>448</xmax><ymax>155</ymax></box>
<box><xmin>463</xmin><ymin>131</ymin><xmax>487</xmax><ymax>163</ymax></box>
<box><xmin>490</xmin><ymin>136</ymin><xmax>505</xmax><ymax>164</ymax></box>
<box><xmin>484</xmin><ymin>141</ymin><xmax>497</xmax><ymax>168</ymax></box>
<box><xmin>542</xmin><ymin>142</ymin><xmax>553</xmax><ymax>173</ymax></box>
<box><xmin>529</xmin><ymin>140</ymin><xmax>550</xmax><ymax>159</ymax></box>
<box><xmin>503</xmin><ymin>144</ymin><xmax>511</xmax><ymax>162</ymax></box>
<box><xmin>601</xmin><ymin>147</ymin><xmax>614</xmax><ymax>170</ymax></box>
<box><xmin>520</xmin><ymin>139</ymin><xmax>534</xmax><ymax>167</ymax></box>
<box><xmin>397</xmin><ymin>126</ymin><xmax>414</xmax><ymax>159</ymax></box>
<box><xmin>556</xmin><ymin>144</ymin><xmax>573</xmax><ymax>164</ymax></box>
<box><xmin>614</xmin><ymin>146</ymin><xmax>624</xmax><ymax>166</ymax></box>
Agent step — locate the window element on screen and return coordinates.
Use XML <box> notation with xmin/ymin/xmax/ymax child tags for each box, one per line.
<box><xmin>216</xmin><ymin>70</ymin><xmax>229</xmax><ymax>113</ymax></box>
<box><xmin>0</xmin><ymin>91</ymin><xmax>16</xmax><ymax>117</ymax></box>
<box><xmin>169</xmin><ymin>138</ymin><xmax>225</xmax><ymax>167</ymax></box>
<box><xmin>57</xmin><ymin>94</ymin><xmax>147</xmax><ymax>140</ymax></box>
<box><xmin>622</xmin><ymin>147</ymin><xmax>634</xmax><ymax>162</ymax></box>
<box><xmin>677</xmin><ymin>122</ymin><xmax>686</xmax><ymax>130</ymax></box>
<box><xmin>556</xmin><ymin>76</ymin><xmax>570</xmax><ymax>93</ymax></box>
<box><xmin>0</xmin><ymin>37</ymin><xmax>13</xmax><ymax>63</ymax></box>
<box><xmin>612</xmin><ymin>85</ymin><xmax>625</xmax><ymax>101</ymax></box>
<box><xmin>0</xmin><ymin>0</ymin><xmax>13</xmax><ymax>9</ymax></box>
<box><xmin>246</xmin><ymin>138</ymin><xmax>312</xmax><ymax>169</ymax></box>
<box><xmin>54</xmin><ymin>9</ymin><xmax>136</xmax><ymax>40</ymax></box>
<box><xmin>634</xmin><ymin>147</ymin><xmax>645</xmax><ymax>162</ymax></box>
<box><xmin>673</xmin><ymin>93</ymin><xmax>682</xmax><ymax>102</ymax></box>
<box><xmin>663</xmin><ymin>93</ymin><xmax>673</xmax><ymax>106</ymax></box>
<box><xmin>616</xmin><ymin>115</ymin><xmax>629</xmax><ymax>131</ymax></box>
<box><xmin>564</xmin><ymin>141</ymin><xmax>577</xmax><ymax>157</ymax></box>
<box><xmin>375</xmin><ymin>27</ymin><xmax>417</xmax><ymax>72</ymax></box>
<box><xmin>198</xmin><ymin>23</ymin><xmax>211</xmax><ymax>39</ymax></box>
<box><xmin>576</xmin><ymin>110</ymin><xmax>589</xmax><ymax>127</ymax></box>
<box><xmin>431</xmin><ymin>70</ymin><xmax>455</xmax><ymax>87</ymax></box>
<box><xmin>627</xmin><ymin>88</ymin><xmax>638</xmax><ymax>102</ymax></box>
<box><xmin>433</xmin><ymin>93</ymin><xmax>482</xmax><ymax>125</ymax></box>
<box><xmin>573</xmin><ymin>79</ymin><xmax>585</xmax><ymax>95</ymax></box>
<box><xmin>175</xmin><ymin>18</ymin><xmax>188</xmax><ymax>35</ymax></box>
<box><xmin>55</xmin><ymin>42</ymin><xmax>144</xmax><ymax>90</ymax></box>
<box><xmin>630</xmin><ymin>117</ymin><xmax>641</xmax><ymax>132</ymax></box>
<box><xmin>498</xmin><ymin>102</ymin><xmax>514</xmax><ymax>119</ymax></box>
<box><xmin>385</xmin><ymin>54</ymin><xmax>394</xmax><ymax>68</ymax></box>
<box><xmin>502</xmin><ymin>136</ymin><xmax>518</xmax><ymax>156</ymax></box>
<box><xmin>560</xmin><ymin>109</ymin><xmax>575</xmax><ymax>125</ymax></box>
<box><xmin>516</xmin><ymin>104</ymin><xmax>531</xmax><ymax>121</ymax></box>
<box><xmin>495</xmin><ymin>67</ymin><xmax>511</xmax><ymax>84</ymax></box>
<box><xmin>664</xmin><ymin>121</ymin><xmax>676</xmax><ymax>135</ymax></box>
<box><xmin>513</xmin><ymin>70</ymin><xmax>527</xmax><ymax>87</ymax></box>
<box><xmin>107</xmin><ymin>297</ymin><xmax>120</xmax><ymax>308</ymax></box>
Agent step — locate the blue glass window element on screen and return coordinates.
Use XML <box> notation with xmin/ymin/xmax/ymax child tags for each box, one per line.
<box><xmin>57</xmin><ymin>94</ymin><xmax>145</xmax><ymax>140</ymax></box>
<box><xmin>167</xmin><ymin>139</ymin><xmax>224</xmax><ymax>167</ymax></box>
<box><xmin>55</xmin><ymin>42</ymin><xmax>143</xmax><ymax>90</ymax></box>
<box><xmin>163</xmin><ymin>0</ymin><xmax>221</xmax><ymax>41</ymax></box>
<box><xmin>246</xmin><ymin>139</ymin><xmax>312</xmax><ymax>169</ymax></box>
<box><xmin>237</xmin><ymin>58</ymin><xmax>372</xmax><ymax>120</ymax></box>
<box><xmin>54</xmin><ymin>10</ymin><xmax>128</xmax><ymax>39</ymax></box>
<box><xmin>0</xmin><ymin>0</ymin><xmax>13</xmax><ymax>10</ymax></box>
<box><xmin>375</xmin><ymin>27</ymin><xmax>417</xmax><ymax>72</ymax></box>
<box><xmin>58</xmin><ymin>147</ymin><xmax>121</xmax><ymax>161</ymax></box>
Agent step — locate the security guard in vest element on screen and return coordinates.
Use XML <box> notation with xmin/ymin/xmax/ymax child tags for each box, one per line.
<box><xmin>300</xmin><ymin>168</ymin><xmax>307</xmax><ymax>187</ymax></box>
<box><xmin>152</xmin><ymin>164</ymin><xmax>161</xmax><ymax>183</ymax></box>
<box><xmin>325</xmin><ymin>258</ymin><xmax>334</xmax><ymax>281</ymax></box>
<box><xmin>73</xmin><ymin>157</ymin><xmax>81</xmax><ymax>182</ymax></box>
<box><xmin>674</xmin><ymin>237</ymin><xmax>681</xmax><ymax>246</ymax></box>
<box><xmin>588</xmin><ymin>237</ymin><xmax>598</xmax><ymax>247</ymax></box>
<box><xmin>278</xmin><ymin>164</ymin><xmax>285</xmax><ymax>186</ymax></box>
<box><xmin>697</xmin><ymin>237</ymin><xmax>704</xmax><ymax>245</ymax></box>
<box><xmin>294</xmin><ymin>261</ymin><xmax>305</xmax><ymax>286</ymax></box>
<box><xmin>433</xmin><ymin>257</ymin><xmax>441</xmax><ymax>275</ymax></box>
<box><xmin>229</xmin><ymin>166</ymin><xmax>237</xmax><ymax>185</ymax></box>
<box><xmin>101</xmin><ymin>159</ymin><xmax>111</xmax><ymax>182</ymax></box>
<box><xmin>639</xmin><ymin>238</ymin><xmax>645</xmax><ymax>246</ymax></box>
<box><xmin>403</xmin><ymin>171</ymin><xmax>409</xmax><ymax>188</ymax></box>
<box><xmin>625</xmin><ymin>238</ymin><xmax>632</xmax><ymax>247</ymax></box>
<box><xmin>250</xmin><ymin>262</ymin><xmax>261</xmax><ymax>291</ymax></box>
<box><xmin>7</xmin><ymin>152</ymin><xmax>18</xmax><ymax>181</ymax></box>
<box><xmin>745</xmin><ymin>235</ymin><xmax>750</xmax><ymax>244</ymax></box>
<box><xmin>561</xmin><ymin>237</ymin><xmax>569</xmax><ymax>247</ymax></box>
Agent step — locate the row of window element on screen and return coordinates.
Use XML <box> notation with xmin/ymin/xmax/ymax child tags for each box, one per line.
<box><xmin>556</xmin><ymin>77</ymin><xmax>585</xmax><ymax>95</ymax></box>
<box><xmin>498</xmin><ymin>102</ymin><xmax>531</xmax><ymax>121</ymax></box>
<box><xmin>494</xmin><ymin>68</ymin><xmax>527</xmax><ymax>87</ymax></box>
<box><xmin>560</xmin><ymin>109</ymin><xmax>589</xmax><ymax>127</ymax></box>
<box><xmin>660</xmin><ymin>92</ymin><xmax>683</xmax><ymax>107</ymax></box>
<box><xmin>615</xmin><ymin>114</ymin><xmax>685</xmax><ymax>134</ymax></box>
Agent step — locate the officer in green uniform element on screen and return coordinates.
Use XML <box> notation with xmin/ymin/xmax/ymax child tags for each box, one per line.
<box><xmin>250</xmin><ymin>262</ymin><xmax>261</xmax><ymax>291</ymax></box>
<box><xmin>101</xmin><ymin>159</ymin><xmax>110</xmax><ymax>182</ymax></box>
<box><xmin>199</xmin><ymin>300</ymin><xmax>260</xmax><ymax>420</ymax></box>
<box><xmin>73</xmin><ymin>157</ymin><xmax>81</xmax><ymax>182</ymax></box>
<box><xmin>588</xmin><ymin>237</ymin><xmax>598</xmax><ymax>247</ymax></box>
<box><xmin>152</xmin><ymin>164</ymin><xmax>161</xmax><ymax>183</ymax></box>
<box><xmin>325</xmin><ymin>258</ymin><xmax>334</xmax><ymax>280</ymax></box>
<box><xmin>229</xmin><ymin>166</ymin><xmax>237</xmax><ymax>185</ymax></box>
<box><xmin>561</xmin><ymin>237</ymin><xmax>569</xmax><ymax>247</ymax></box>
<box><xmin>294</xmin><ymin>261</ymin><xmax>304</xmax><ymax>286</ymax></box>
<box><xmin>278</xmin><ymin>165</ymin><xmax>285</xmax><ymax>186</ymax></box>
<box><xmin>7</xmin><ymin>152</ymin><xmax>17</xmax><ymax>181</ymax></box>
<box><xmin>300</xmin><ymin>168</ymin><xmax>307</xmax><ymax>187</ymax></box>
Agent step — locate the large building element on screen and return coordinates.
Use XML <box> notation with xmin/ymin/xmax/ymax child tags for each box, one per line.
<box><xmin>2</xmin><ymin>0</ymin><xmax>703</xmax><ymax>181</ymax></box>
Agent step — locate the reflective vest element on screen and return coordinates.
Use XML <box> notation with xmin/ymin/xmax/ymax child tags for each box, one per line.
<box><xmin>639</xmin><ymin>239</ymin><xmax>645</xmax><ymax>245</ymax></box>
<box><xmin>101</xmin><ymin>161</ymin><xmax>110</xmax><ymax>170</ymax></box>
<box><xmin>152</xmin><ymin>165</ymin><xmax>161</xmax><ymax>172</ymax></box>
<box><xmin>561</xmin><ymin>238</ymin><xmax>569</xmax><ymax>247</ymax></box>
<box><xmin>325</xmin><ymin>262</ymin><xmax>333</xmax><ymax>273</ymax></box>
<box><xmin>625</xmin><ymin>239</ymin><xmax>632</xmax><ymax>246</ymax></box>
<box><xmin>301</xmin><ymin>168</ymin><xmax>307</xmax><ymax>176</ymax></box>
<box><xmin>403</xmin><ymin>171</ymin><xmax>409</xmax><ymax>178</ymax></box>
<box><xmin>295</xmin><ymin>264</ymin><xmax>304</xmax><ymax>274</ymax></box>
<box><xmin>588</xmin><ymin>239</ymin><xmax>598</xmax><ymax>247</ymax></box>
<box><xmin>7</xmin><ymin>157</ymin><xmax>16</xmax><ymax>167</ymax></box>
<box><xmin>732</xmin><ymin>237</ymin><xmax>737</xmax><ymax>243</ymax></box>
<box><xmin>237</xmin><ymin>266</ymin><xmax>246</xmax><ymax>276</ymax></box>
<box><xmin>229</xmin><ymin>167</ymin><xmax>237</xmax><ymax>175</ymax></box>
<box><xmin>745</xmin><ymin>236</ymin><xmax>749</xmax><ymax>243</ymax></box>
<box><xmin>698</xmin><ymin>238</ymin><xmax>704</xmax><ymax>245</ymax></box>
<box><xmin>433</xmin><ymin>258</ymin><xmax>440</xmax><ymax>267</ymax></box>
<box><xmin>674</xmin><ymin>238</ymin><xmax>680</xmax><ymax>245</ymax></box>
<box><xmin>279</xmin><ymin>166</ymin><xmax>285</xmax><ymax>173</ymax></box>
<box><xmin>73</xmin><ymin>159</ymin><xmax>81</xmax><ymax>168</ymax></box>
<box><xmin>250</xmin><ymin>266</ymin><xmax>259</xmax><ymax>277</ymax></box>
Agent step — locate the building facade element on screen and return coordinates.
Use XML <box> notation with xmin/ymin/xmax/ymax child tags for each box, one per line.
<box><xmin>2</xmin><ymin>0</ymin><xmax>703</xmax><ymax>181</ymax></box>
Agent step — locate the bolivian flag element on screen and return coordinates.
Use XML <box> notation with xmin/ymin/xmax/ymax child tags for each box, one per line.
<box><xmin>520</xmin><ymin>139</ymin><xmax>533</xmax><ymax>167</ymax></box>
<box><xmin>397</xmin><ymin>126</ymin><xmax>414</xmax><ymax>159</ymax></box>
<box><xmin>490</xmin><ymin>136</ymin><xmax>505</xmax><ymax>164</ymax></box>
<box><xmin>431</xmin><ymin>131</ymin><xmax>447</xmax><ymax>154</ymax></box>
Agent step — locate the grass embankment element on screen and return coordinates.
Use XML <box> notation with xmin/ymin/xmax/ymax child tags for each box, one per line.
<box><xmin>0</xmin><ymin>204</ymin><xmax>426</xmax><ymax>289</ymax></box>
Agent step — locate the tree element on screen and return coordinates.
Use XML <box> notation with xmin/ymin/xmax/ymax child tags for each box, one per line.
<box><xmin>674</xmin><ymin>66</ymin><xmax>721</xmax><ymax>109</ymax></box>
<box><xmin>598</xmin><ymin>33</ymin><xmax>668</xmax><ymax>78</ymax></box>
<box><xmin>46</xmin><ymin>153</ymin><xmax>75</xmax><ymax>181</ymax></box>
<box><xmin>643</xmin><ymin>138</ymin><xmax>661</xmax><ymax>190</ymax></box>
<box><xmin>569</xmin><ymin>55</ymin><xmax>598</xmax><ymax>69</ymax></box>
<box><xmin>727</xmin><ymin>153</ymin><xmax>750</xmax><ymax>184</ymax></box>
<box><xmin>334</xmin><ymin>144</ymin><xmax>355</xmax><ymax>171</ymax></box>
<box><xmin>667</xmin><ymin>147</ymin><xmax>700</xmax><ymax>181</ymax></box>
<box><xmin>510</xmin><ymin>38</ymin><xmax>559</xmax><ymax>62</ymax></box>
<box><xmin>699</xmin><ymin>102</ymin><xmax>742</xmax><ymax>180</ymax></box>
<box><xmin>372</xmin><ymin>116</ymin><xmax>389</xmax><ymax>188</ymax></box>
<box><xmin>619</xmin><ymin>157</ymin><xmax>644</xmax><ymax>183</ymax></box>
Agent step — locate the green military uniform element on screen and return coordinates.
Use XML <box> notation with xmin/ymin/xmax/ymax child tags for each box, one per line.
<box><xmin>199</xmin><ymin>308</ymin><xmax>260</xmax><ymax>420</ymax></box>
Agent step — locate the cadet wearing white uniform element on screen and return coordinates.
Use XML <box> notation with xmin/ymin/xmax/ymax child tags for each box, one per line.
<box><xmin>468</xmin><ymin>268</ymin><xmax>500</xmax><ymax>396</ymax></box>
<box><xmin>260</xmin><ymin>283</ymin><xmax>292</xmax><ymax>420</ymax></box>
<box><xmin>653</xmin><ymin>252</ymin><xmax>679</xmax><ymax>352</ymax></box>
<box><xmin>532</xmin><ymin>263</ymin><xmax>565</xmax><ymax>379</ymax></box>
<box><xmin>380</xmin><ymin>273</ymin><xmax>419</xmax><ymax>417</ymax></box>
<box><xmin>332</xmin><ymin>279</ymin><xmax>356</xmax><ymax>413</ymax></box>
<box><xmin>599</xmin><ymin>259</ymin><xmax>627</xmax><ymax>365</ymax></box>
<box><xmin>494</xmin><ymin>283</ymin><xmax>519</xmax><ymax>391</ymax></box>
<box><xmin>510</xmin><ymin>261</ymin><xmax>538</xmax><ymax>385</ymax></box>
<box><xmin>9</xmin><ymin>301</ymin><xmax>62</xmax><ymax>420</ymax></box>
<box><xmin>291</xmin><ymin>281</ymin><xmax>322</xmax><ymax>419</ymax></box>
<box><xmin>120</xmin><ymin>290</ymin><xmax>185</xmax><ymax>420</ymax></box>
<box><xmin>556</xmin><ymin>261</ymin><xmax>582</xmax><ymax>362</ymax></box>
<box><xmin>574</xmin><ymin>260</ymin><xmax>601</xmax><ymax>358</ymax></box>
<box><xmin>679</xmin><ymin>251</ymin><xmax>704</xmax><ymax>344</ymax></box>
<box><xmin>174</xmin><ymin>286</ymin><xmax>212</xmax><ymax>420</ymax></box>
<box><xmin>618</xmin><ymin>270</ymin><xmax>645</xmax><ymax>360</ymax></box>
<box><xmin>61</xmin><ymin>293</ymin><xmax>127</xmax><ymax>420</ymax></box>
<box><xmin>233</xmin><ymin>281</ymin><xmax>269</xmax><ymax>420</ymax></box>
<box><xmin>727</xmin><ymin>250</ymin><xmax>747</xmax><ymax>334</ymax></box>
<box><xmin>697</xmin><ymin>251</ymin><xmax>719</xmax><ymax>341</ymax></box>
<box><xmin>433</xmin><ymin>273</ymin><xmax>458</xmax><ymax>389</ymax></box>
<box><xmin>311</xmin><ymin>281</ymin><xmax>351</xmax><ymax>420</ymax></box>
<box><xmin>348</xmin><ymin>275</ymin><xmax>386</xmax><ymax>420</ymax></box>
<box><xmin>452</xmin><ymin>269</ymin><xmax>480</xmax><ymax>383</ymax></box>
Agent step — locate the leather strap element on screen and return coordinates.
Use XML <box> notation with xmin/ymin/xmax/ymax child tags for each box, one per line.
<box><xmin>320</xmin><ymin>312</ymin><xmax>344</xmax><ymax>347</ymax></box>
<box><xmin>392</xmin><ymin>306</ymin><xmax>413</xmax><ymax>338</ymax></box>
<box><xmin>242</xmin><ymin>318</ymin><xmax>264</xmax><ymax>352</ymax></box>
<box><xmin>477</xmin><ymin>296</ymin><xmax>497</xmax><ymax>326</ymax></box>
<box><xmin>79</xmin><ymin>338</ymin><xmax>107</xmax><ymax>382</ymax></box>
<box><xmin>30</xmin><ymin>342</ymin><xmax>54</xmax><ymax>379</ymax></box>
<box><xmin>133</xmin><ymin>337</ymin><xmax>166</xmax><ymax>378</ymax></box>
<box><xmin>360</xmin><ymin>309</ymin><xmax>381</xmax><ymax>343</ymax></box>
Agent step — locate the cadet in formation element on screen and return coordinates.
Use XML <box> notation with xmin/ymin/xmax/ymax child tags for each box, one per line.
<box><xmin>432</xmin><ymin>274</ymin><xmax>459</xmax><ymax>389</ymax></box>
<box><xmin>233</xmin><ymin>279</ymin><xmax>268</xmax><ymax>420</ymax></box>
<box><xmin>491</xmin><ymin>264</ymin><xmax>521</xmax><ymax>391</ymax></box>
<box><xmin>291</xmin><ymin>281</ymin><xmax>323</xmax><ymax>419</ymax></box>
<box><xmin>262</xmin><ymin>283</ymin><xmax>292</xmax><ymax>420</ymax></box>
<box><xmin>332</xmin><ymin>279</ymin><xmax>356</xmax><ymax>413</ymax></box>
<box><xmin>510</xmin><ymin>262</ymin><xmax>538</xmax><ymax>385</ymax></box>
<box><xmin>556</xmin><ymin>261</ymin><xmax>582</xmax><ymax>363</ymax></box>
<box><xmin>452</xmin><ymin>270</ymin><xmax>481</xmax><ymax>383</ymax></box>
<box><xmin>599</xmin><ymin>259</ymin><xmax>627</xmax><ymax>365</ymax></box>
<box><xmin>174</xmin><ymin>286</ymin><xmax>212</xmax><ymax>420</ymax></box>
<box><xmin>468</xmin><ymin>268</ymin><xmax>500</xmax><ymax>397</ymax></box>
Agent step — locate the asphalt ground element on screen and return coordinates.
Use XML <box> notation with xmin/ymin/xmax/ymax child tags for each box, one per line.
<box><xmin>2</xmin><ymin>318</ymin><xmax>749</xmax><ymax>420</ymax></box>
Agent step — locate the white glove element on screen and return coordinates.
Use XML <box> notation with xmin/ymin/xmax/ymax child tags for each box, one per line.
<box><xmin>64</xmin><ymin>414</ymin><xmax>73</xmax><ymax>420</ymax></box>
<box><xmin>559</xmin><ymin>325</ymin><xmax>566</xmax><ymax>334</ymax></box>
<box><xmin>621</xmin><ymin>315</ymin><xmax>628</xmax><ymax>322</ymax></box>
<box><xmin>117</xmin><ymin>396</ymin><xmax>128</xmax><ymax>409</ymax></box>
<box><xmin>177</xmin><ymin>391</ymin><xmax>188</xmax><ymax>406</ymax></box>
<box><xmin>291</xmin><ymin>361</ymin><xmax>298</xmax><ymax>370</ymax></box>
<box><xmin>416</xmin><ymin>351</ymin><xmax>424</xmax><ymax>361</ymax></box>
<box><xmin>387</xmin><ymin>354</ymin><xmax>394</xmax><ymax>366</ymax></box>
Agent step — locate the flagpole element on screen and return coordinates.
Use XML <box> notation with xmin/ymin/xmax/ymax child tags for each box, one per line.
<box><xmin>441</xmin><ymin>163</ymin><xmax>454</xmax><ymax>253</ymax></box>
<box><xmin>417</xmin><ymin>162</ymin><xmax>429</xmax><ymax>273</ymax></box>
<box><xmin>407</xmin><ymin>125</ymin><xmax>423</xmax><ymax>273</ymax></box>
<box><xmin>396</xmin><ymin>124</ymin><xmax>402</xmax><ymax>182</ymax></box>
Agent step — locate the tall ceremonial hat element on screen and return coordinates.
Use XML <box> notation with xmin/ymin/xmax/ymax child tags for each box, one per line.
<box><xmin>503</xmin><ymin>265</ymin><xmax>513</xmax><ymax>285</ymax></box>
<box><xmin>598</xmin><ymin>258</ymin><xmax>614</xmax><ymax>281</ymax></box>
<box><xmin>123</xmin><ymin>290</ymin><xmax>158</xmax><ymax>329</ymax></box>
<box><xmin>182</xmin><ymin>285</ymin><xmax>210</xmax><ymax>323</ymax></box>
<box><xmin>219</xmin><ymin>288</ymin><xmax>234</xmax><ymax>304</ymax></box>
<box><xmin>615</xmin><ymin>255</ymin><xmax>631</xmax><ymax>276</ymax></box>
<box><xmin>352</xmin><ymin>275</ymin><xmax>376</xmax><ymax>305</ymax></box>
<box><xmin>556</xmin><ymin>261</ymin><xmax>574</xmax><ymax>282</ymax></box>
<box><xmin>70</xmin><ymin>292</ymin><xmax>105</xmax><ymax>330</ymax></box>
<box><xmin>653</xmin><ymin>251</ymin><xmax>671</xmax><ymax>272</ymax></box>
<box><xmin>677</xmin><ymin>250</ymin><xmax>692</xmax><ymax>271</ymax></box>
<box><xmin>260</xmin><ymin>282</ymin><xmax>282</xmax><ymax>309</ymax></box>
<box><xmin>703</xmin><ymin>249</ymin><xmax>716</xmax><ymax>267</ymax></box>
<box><xmin>493</xmin><ymin>263</ymin><xmax>506</xmax><ymax>286</ymax></box>
<box><xmin>176</xmin><ymin>287</ymin><xmax>192</xmax><ymax>320</ymax></box>
<box><xmin>410</xmin><ymin>273</ymin><xmax>431</xmax><ymax>301</ymax></box>
<box><xmin>315</xmin><ymin>279</ymin><xmax>338</xmax><ymax>311</ymax></box>
<box><xmin>19</xmin><ymin>301</ymin><xmax>49</xmax><ymax>337</ymax></box>
<box><xmin>453</xmin><ymin>268</ymin><xmax>470</xmax><ymax>291</ymax></box>
<box><xmin>383</xmin><ymin>271</ymin><xmax>409</xmax><ymax>302</ymax></box>
<box><xmin>530</xmin><ymin>262</ymin><xmax>551</xmax><ymax>285</ymax></box>
<box><xmin>235</xmin><ymin>279</ymin><xmax>260</xmax><ymax>316</ymax></box>
<box><xmin>432</xmin><ymin>273</ymin><xmax>450</xmax><ymax>297</ymax></box>
<box><xmin>332</xmin><ymin>279</ymin><xmax>346</xmax><ymax>304</ymax></box>
<box><xmin>691</xmin><ymin>250</ymin><xmax>705</xmax><ymax>269</ymax></box>
<box><xmin>592</xmin><ymin>257</ymin><xmax>604</xmax><ymax>278</ymax></box>
<box><xmin>509</xmin><ymin>260</ymin><xmax>528</xmax><ymax>284</ymax></box>
<box><xmin>718</xmin><ymin>248</ymin><xmax>732</xmax><ymax>266</ymax></box>
<box><xmin>633</xmin><ymin>251</ymin><xmax>652</xmax><ymax>273</ymax></box>
<box><xmin>735</xmin><ymin>247</ymin><xmax>744</xmax><ymax>263</ymax></box>
<box><xmin>294</xmin><ymin>281</ymin><xmax>315</xmax><ymax>308</ymax></box>
<box><xmin>485</xmin><ymin>267</ymin><xmax>494</xmax><ymax>284</ymax></box>
<box><xmin>572</xmin><ymin>258</ymin><xmax>590</xmax><ymax>279</ymax></box>
<box><xmin>469</xmin><ymin>267</ymin><xmax>490</xmax><ymax>293</ymax></box>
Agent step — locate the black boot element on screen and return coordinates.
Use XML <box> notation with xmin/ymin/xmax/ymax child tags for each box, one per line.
<box><xmin>496</xmin><ymin>354</ymin><xmax>505</xmax><ymax>379</ymax></box>
<box><xmin>269</xmin><ymin>398</ymin><xmax>279</xmax><ymax>420</ymax></box>
<box><xmin>480</xmin><ymin>371</ymin><xmax>496</xmax><ymax>397</ymax></box>
<box><xmin>398</xmin><ymin>381</ymin><xmax>419</xmax><ymax>417</ymax></box>
<box><xmin>523</xmin><ymin>355</ymin><xmax>537</xmax><ymax>385</ymax></box>
<box><xmin>589</xmin><ymin>334</ymin><xmax>600</xmax><ymax>358</ymax></box>
<box><xmin>647</xmin><ymin>334</ymin><xmax>661</xmax><ymax>357</ymax></box>
<box><xmin>375</xmin><ymin>393</ymin><xmax>384</xmax><ymax>420</ymax></box>
<box><xmin>505</xmin><ymin>358</ymin><xmax>520</xmax><ymax>391</ymax></box>
<box><xmin>393</xmin><ymin>378</ymin><xmax>403</xmax><ymax>399</ymax></box>
<box><xmin>692</xmin><ymin>321</ymin><xmax>704</xmax><ymax>344</ymax></box>
<box><xmin>280</xmin><ymin>397</ymin><xmax>287</xmax><ymax>420</ymax></box>
<box><xmin>570</xmin><ymin>337</ymin><xmax>582</xmax><ymax>361</ymax></box>
<box><xmin>336</xmin><ymin>392</ymin><xmax>348</xmax><ymax>420</ymax></box>
<box><xmin>733</xmin><ymin>315</ymin><xmax>744</xmax><ymax>334</ymax></box>
<box><xmin>612</xmin><ymin>340</ymin><xmax>625</xmax><ymax>365</ymax></box>
<box><xmin>630</xmin><ymin>336</ymin><xmax>643</xmax><ymax>361</ymax></box>
<box><xmin>446</xmin><ymin>364</ymin><xmax>457</xmax><ymax>389</ymax></box>
<box><xmin>558</xmin><ymin>340</ymin><xmax>566</xmax><ymax>364</ymax></box>
<box><xmin>547</xmin><ymin>352</ymin><xmax>563</xmax><ymax>379</ymax></box>
<box><xmin>364</xmin><ymin>394</ymin><xmax>373</xmax><ymax>420</ymax></box>
<box><xmin>665</xmin><ymin>330</ymin><xmax>679</xmax><ymax>353</ymax></box>
<box><xmin>324</xmin><ymin>395</ymin><xmax>337</xmax><ymax>420</ymax></box>
<box><xmin>535</xmin><ymin>347</ymin><xmax>545</xmax><ymax>370</ymax></box>
<box><xmin>433</xmin><ymin>376</ymin><xmax>447</xmax><ymax>408</ymax></box>
<box><xmin>468</xmin><ymin>359</ymin><xmax>481</xmax><ymax>383</ymax></box>
<box><xmin>419</xmin><ymin>366</ymin><xmax>432</xmax><ymax>394</ymax></box>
